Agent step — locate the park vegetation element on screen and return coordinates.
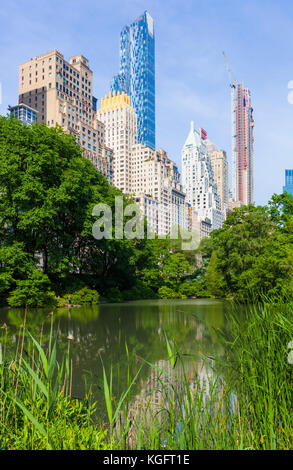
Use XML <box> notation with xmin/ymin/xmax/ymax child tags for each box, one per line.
<box><xmin>1</xmin><ymin>116</ymin><xmax>293</xmax><ymax>307</ymax></box>
<box><xmin>1</xmin><ymin>299</ymin><xmax>292</xmax><ymax>449</ymax></box>
<box><xmin>1</xmin><ymin>117</ymin><xmax>293</xmax><ymax>451</ymax></box>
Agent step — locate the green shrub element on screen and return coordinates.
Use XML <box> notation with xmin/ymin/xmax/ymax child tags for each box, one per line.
<box><xmin>0</xmin><ymin>271</ymin><xmax>14</xmax><ymax>296</ymax></box>
<box><xmin>122</xmin><ymin>280</ymin><xmax>156</xmax><ymax>301</ymax></box>
<box><xmin>105</xmin><ymin>287</ymin><xmax>123</xmax><ymax>303</ymax></box>
<box><xmin>178</xmin><ymin>281</ymin><xmax>210</xmax><ymax>298</ymax></box>
<box><xmin>178</xmin><ymin>282</ymin><xmax>196</xmax><ymax>297</ymax></box>
<box><xmin>55</xmin><ymin>296</ymin><xmax>67</xmax><ymax>307</ymax></box>
<box><xmin>8</xmin><ymin>271</ymin><xmax>56</xmax><ymax>307</ymax></box>
<box><xmin>158</xmin><ymin>286</ymin><xmax>178</xmax><ymax>299</ymax></box>
<box><xmin>67</xmin><ymin>287</ymin><xmax>100</xmax><ymax>305</ymax></box>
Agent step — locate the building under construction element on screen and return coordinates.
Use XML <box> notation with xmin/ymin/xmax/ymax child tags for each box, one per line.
<box><xmin>223</xmin><ymin>52</ymin><xmax>254</xmax><ymax>205</ymax></box>
<box><xmin>231</xmin><ymin>82</ymin><xmax>254</xmax><ymax>205</ymax></box>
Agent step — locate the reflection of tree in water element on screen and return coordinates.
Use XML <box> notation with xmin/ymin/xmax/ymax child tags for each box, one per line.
<box><xmin>1</xmin><ymin>307</ymin><xmax>53</xmax><ymax>359</ymax></box>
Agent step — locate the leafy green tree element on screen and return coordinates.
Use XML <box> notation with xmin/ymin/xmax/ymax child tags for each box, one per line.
<box><xmin>161</xmin><ymin>252</ymin><xmax>193</xmax><ymax>290</ymax></box>
<box><xmin>207</xmin><ymin>205</ymin><xmax>276</xmax><ymax>295</ymax></box>
<box><xmin>158</xmin><ymin>286</ymin><xmax>178</xmax><ymax>299</ymax></box>
<box><xmin>140</xmin><ymin>238</ymin><xmax>194</xmax><ymax>292</ymax></box>
<box><xmin>178</xmin><ymin>280</ymin><xmax>210</xmax><ymax>298</ymax></box>
<box><xmin>0</xmin><ymin>117</ymin><xmax>152</xmax><ymax>301</ymax></box>
<box><xmin>8</xmin><ymin>270</ymin><xmax>55</xmax><ymax>307</ymax></box>
<box><xmin>267</xmin><ymin>192</ymin><xmax>293</xmax><ymax>230</ymax></box>
<box><xmin>200</xmin><ymin>203</ymin><xmax>293</xmax><ymax>301</ymax></box>
<box><xmin>205</xmin><ymin>251</ymin><xmax>225</xmax><ymax>297</ymax></box>
<box><xmin>0</xmin><ymin>242</ymin><xmax>35</xmax><ymax>296</ymax></box>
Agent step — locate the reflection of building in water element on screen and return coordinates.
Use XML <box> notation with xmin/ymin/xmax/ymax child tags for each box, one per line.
<box><xmin>187</xmin><ymin>358</ymin><xmax>218</xmax><ymax>407</ymax></box>
<box><xmin>117</xmin><ymin>354</ymin><xmax>224</xmax><ymax>447</ymax></box>
<box><xmin>116</xmin><ymin>358</ymin><xmax>182</xmax><ymax>446</ymax></box>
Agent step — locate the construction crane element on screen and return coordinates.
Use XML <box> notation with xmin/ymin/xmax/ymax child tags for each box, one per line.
<box><xmin>223</xmin><ymin>51</ymin><xmax>235</xmax><ymax>88</ymax></box>
<box><xmin>223</xmin><ymin>51</ymin><xmax>237</xmax><ymax>200</ymax></box>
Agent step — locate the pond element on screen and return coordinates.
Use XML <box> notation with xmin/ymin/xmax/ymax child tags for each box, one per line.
<box><xmin>0</xmin><ymin>299</ymin><xmax>233</xmax><ymax>421</ymax></box>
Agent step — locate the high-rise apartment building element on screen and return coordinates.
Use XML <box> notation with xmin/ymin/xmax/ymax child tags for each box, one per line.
<box><xmin>231</xmin><ymin>82</ymin><xmax>254</xmax><ymax>205</ymax></box>
<box><xmin>98</xmin><ymin>91</ymin><xmax>137</xmax><ymax>193</ymax></box>
<box><xmin>18</xmin><ymin>50</ymin><xmax>113</xmax><ymax>183</ymax></box>
<box><xmin>205</xmin><ymin>139</ymin><xmax>229</xmax><ymax>214</ymax></box>
<box><xmin>283</xmin><ymin>169</ymin><xmax>293</xmax><ymax>196</ymax></box>
<box><xmin>111</xmin><ymin>11</ymin><xmax>155</xmax><ymax>149</ymax></box>
<box><xmin>130</xmin><ymin>145</ymin><xmax>186</xmax><ymax>235</ymax></box>
<box><xmin>181</xmin><ymin>122</ymin><xmax>224</xmax><ymax>231</ymax></box>
<box><xmin>227</xmin><ymin>197</ymin><xmax>243</xmax><ymax>214</ymax></box>
<box><xmin>8</xmin><ymin>103</ymin><xmax>38</xmax><ymax>125</ymax></box>
<box><xmin>135</xmin><ymin>194</ymin><xmax>159</xmax><ymax>234</ymax></box>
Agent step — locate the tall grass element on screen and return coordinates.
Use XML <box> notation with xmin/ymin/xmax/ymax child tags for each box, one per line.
<box><xmin>109</xmin><ymin>299</ymin><xmax>293</xmax><ymax>450</ymax></box>
<box><xmin>219</xmin><ymin>300</ymin><xmax>293</xmax><ymax>450</ymax></box>
<box><xmin>0</xmin><ymin>315</ymin><xmax>110</xmax><ymax>450</ymax></box>
<box><xmin>1</xmin><ymin>299</ymin><xmax>292</xmax><ymax>450</ymax></box>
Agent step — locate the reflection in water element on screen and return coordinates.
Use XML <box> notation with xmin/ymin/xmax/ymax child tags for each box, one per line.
<box><xmin>67</xmin><ymin>308</ymin><xmax>74</xmax><ymax>341</ymax></box>
<box><xmin>118</xmin><ymin>353</ymin><xmax>238</xmax><ymax>448</ymax></box>
<box><xmin>0</xmin><ymin>299</ymin><xmax>232</xmax><ymax>422</ymax></box>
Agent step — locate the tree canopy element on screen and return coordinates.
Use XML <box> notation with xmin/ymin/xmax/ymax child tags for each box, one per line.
<box><xmin>1</xmin><ymin>116</ymin><xmax>293</xmax><ymax>306</ymax></box>
<box><xmin>0</xmin><ymin>117</ymin><xmax>152</xmax><ymax>303</ymax></box>
<box><xmin>201</xmin><ymin>199</ymin><xmax>293</xmax><ymax>301</ymax></box>
<box><xmin>0</xmin><ymin>117</ymin><xmax>193</xmax><ymax>305</ymax></box>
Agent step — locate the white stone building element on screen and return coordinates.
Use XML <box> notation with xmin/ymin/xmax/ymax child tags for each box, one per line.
<box><xmin>130</xmin><ymin>145</ymin><xmax>186</xmax><ymax>235</ymax></box>
<box><xmin>181</xmin><ymin>122</ymin><xmax>225</xmax><ymax>231</ymax></box>
<box><xmin>205</xmin><ymin>139</ymin><xmax>229</xmax><ymax>215</ymax></box>
<box><xmin>98</xmin><ymin>91</ymin><xmax>137</xmax><ymax>193</ymax></box>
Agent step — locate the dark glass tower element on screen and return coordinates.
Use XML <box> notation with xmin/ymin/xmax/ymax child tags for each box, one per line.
<box><xmin>111</xmin><ymin>11</ymin><xmax>155</xmax><ymax>149</ymax></box>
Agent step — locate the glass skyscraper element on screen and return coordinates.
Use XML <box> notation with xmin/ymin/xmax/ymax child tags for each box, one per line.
<box><xmin>111</xmin><ymin>11</ymin><xmax>155</xmax><ymax>149</ymax></box>
<box><xmin>283</xmin><ymin>169</ymin><xmax>293</xmax><ymax>196</ymax></box>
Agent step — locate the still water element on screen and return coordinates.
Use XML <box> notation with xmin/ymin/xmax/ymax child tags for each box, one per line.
<box><xmin>0</xmin><ymin>299</ymin><xmax>232</xmax><ymax>419</ymax></box>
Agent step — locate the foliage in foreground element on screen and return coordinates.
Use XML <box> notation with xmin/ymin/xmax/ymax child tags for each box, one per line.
<box><xmin>1</xmin><ymin>300</ymin><xmax>293</xmax><ymax>450</ymax></box>
<box><xmin>0</xmin><ymin>320</ymin><xmax>110</xmax><ymax>450</ymax></box>
<box><xmin>109</xmin><ymin>300</ymin><xmax>293</xmax><ymax>450</ymax></box>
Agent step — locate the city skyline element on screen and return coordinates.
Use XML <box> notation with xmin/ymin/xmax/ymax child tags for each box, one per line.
<box><xmin>1</xmin><ymin>0</ymin><xmax>293</xmax><ymax>206</ymax></box>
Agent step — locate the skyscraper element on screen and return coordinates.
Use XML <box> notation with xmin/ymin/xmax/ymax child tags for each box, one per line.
<box><xmin>130</xmin><ymin>145</ymin><xmax>186</xmax><ymax>235</ymax></box>
<box><xmin>8</xmin><ymin>103</ymin><xmax>38</xmax><ymax>125</ymax></box>
<box><xmin>205</xmin><ymin>139</ymin><xmax>229</xmax><ymax>214</ymax></box>
<box><xmin>181</xmin><ymin>122</ymin><xmax>224</xmax><ymax>231</ymax></box>
<box><xmin>231</xmin><ymin>82</ymin><xmax>254</xmax><ymax>205</ymax></box>
<box><xmin>283</xmin><ymin>169</ymin><xmax>293</xmax><ymax>196</ymax></box>
<box><xmin>111</xmin><ymin>11</ymin><xmax>155</xmax><ymax>149</ymax></box>
<box><xmin>98</xmin><ymin>90</ymin><xmax>137</xmax><ymax>194</ymax></box>
<box><xmin>18</xmin><ymin>50</ymin><xmax>114</xmax><ymax>184</ymax></box>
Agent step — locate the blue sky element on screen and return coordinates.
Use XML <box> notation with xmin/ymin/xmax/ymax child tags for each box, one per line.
<box><xmin>1</xmin><ymin>0</ymin><xmax>293</xmax><ymax>205</ymax></box>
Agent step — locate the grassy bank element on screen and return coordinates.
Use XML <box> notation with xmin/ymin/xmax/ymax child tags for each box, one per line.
<box><xmin>0</xmin><ymin>313</ymin><xmax>111</xmax><ymax>450</ymax></box>
<box><xmin>0</xmin><ymin>300</ymin><xmax>292</xmax><ymax>450</ymax></box>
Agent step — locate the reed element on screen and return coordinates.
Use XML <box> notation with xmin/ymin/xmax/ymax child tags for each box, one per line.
<box><xmin>0</xmin><ymin>317</ymin><xmax>110</xmax><ymax>450</ymax></box>
<box><xmin>110</xmin><ymin>299</ymin><xmax>293</xmax><ymax>450</ymax></box>
<box><xmin>1</xmin><ymin>298</ymin><xmax>292</xmax><ymax>450</ymax></box>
